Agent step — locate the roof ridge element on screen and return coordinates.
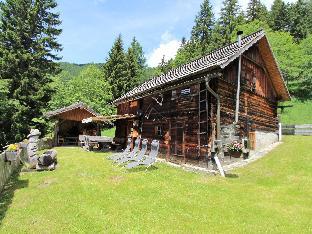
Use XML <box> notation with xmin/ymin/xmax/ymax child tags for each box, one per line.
<box><xmin>45</xmin><ymin>102</ymin><xmax>99</xmax><ymax>117</ymax></box>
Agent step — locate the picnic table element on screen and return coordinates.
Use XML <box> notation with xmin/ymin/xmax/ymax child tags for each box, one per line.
<box><xmin>85</xmin><ymin>135</ymin><xmax>113</xmax><ymax>151</ymax></box>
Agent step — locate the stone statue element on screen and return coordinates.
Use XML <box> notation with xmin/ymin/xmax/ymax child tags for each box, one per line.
<box><xmin>26</xmin><ymin>129</ymin><xmax>57</xmax><ymax>170</ymax></box>
<box><xmin>27</xmin><ymin>129</ymin><xmax>41</xmax><ymax>168</ymax></box>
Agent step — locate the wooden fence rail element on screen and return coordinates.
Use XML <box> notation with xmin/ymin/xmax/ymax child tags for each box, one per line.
<box><xmin>0</xmin><ymin>152</ymin><xmax>21</xmax><ymax>193</ymax></box>
<box><xmin>282</xmin><ymin>124</ymin><xmax>312</xmax><ymax>136</ymax></box>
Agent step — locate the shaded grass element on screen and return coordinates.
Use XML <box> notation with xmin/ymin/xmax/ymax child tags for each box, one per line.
<box><xmin>0</xmin><ymin>136</ymin><xmax>311</xmax><ymax>233</ymax></box>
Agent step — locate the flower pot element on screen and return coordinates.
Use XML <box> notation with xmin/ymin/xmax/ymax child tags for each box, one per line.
<box><xmin>5</xmin><ymin>151</ymin><xmax>18</xmax><ymax>161</ymax></box>
<box><xmin>229</xmin><ymin>151</ymin><xmax>241</xmax><ymax>158</ymax></box>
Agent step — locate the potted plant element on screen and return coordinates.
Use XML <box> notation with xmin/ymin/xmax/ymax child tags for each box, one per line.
<box><xmin>5</xmin><ymin>144</ymin><xmax>19</xmax><ymax>162</ymax></box>
<box><xmin>227</xmin><ymin>140</ymin><xmax>243</xmax><ymax>158</ymax></box>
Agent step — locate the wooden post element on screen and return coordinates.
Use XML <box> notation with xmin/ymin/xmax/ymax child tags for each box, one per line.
<box><xmin>182</xmin><ymin>121</ymin><xmax>186</xmax><ymax>164</ymax></box>
<box><xmin>53</xmin><ymin>121</ymin><xmax>58</xmax><ymax>147</ymax></box>
<box><xmin>166</xmin><ymin>120</ymin><xmax>171</xmax><ymax>161</ymax></box>
<box><xmin>279</xmin><ymin>123</ymin><xmax>282</xmax><ymax>142</ymax></box>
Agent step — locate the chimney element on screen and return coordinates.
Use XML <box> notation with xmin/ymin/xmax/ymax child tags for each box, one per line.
<box><xmin>237</xmin><ymin>31</ymin><xmax>243</xmax><ymax>46</ymax></box>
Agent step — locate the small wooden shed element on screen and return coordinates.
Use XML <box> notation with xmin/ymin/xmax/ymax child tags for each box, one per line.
<box><xmin>46</xmin><ymin>102</ymin><xmax>100</xmax><ymax>146</ymax></box>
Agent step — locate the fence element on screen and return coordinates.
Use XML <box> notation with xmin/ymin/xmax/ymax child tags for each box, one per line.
<box><xmin>282</xmin><ymin>124</ymin><xmax>312</xmax><ymax>136</ymax></box>
<box><xmin>0</xmin><ymin>151</ymin><xmax>21</xmax><ymax>193</ymax></box>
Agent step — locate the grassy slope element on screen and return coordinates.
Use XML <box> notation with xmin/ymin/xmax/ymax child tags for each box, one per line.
<box><xmin>0</xmin><ymin>136</ymin><xmax>311</xmax><ymax>233</ymax></box>
<box><xmin>279</xmin><ymin>99</ymin><xmax>312</xmax><ymax>124</ymax></box>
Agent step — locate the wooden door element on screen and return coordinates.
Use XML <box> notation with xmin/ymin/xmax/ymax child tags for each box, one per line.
<box><xmin>170</xmin><ymin>120</ymin><xmax>185</xmax><ymax>160</ymax></box>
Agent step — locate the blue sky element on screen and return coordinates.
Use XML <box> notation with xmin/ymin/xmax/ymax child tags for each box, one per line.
<box><xmin>57</xmin><ymin>0</ymin><xmax>294</xmax><ymax>66</ymax></box>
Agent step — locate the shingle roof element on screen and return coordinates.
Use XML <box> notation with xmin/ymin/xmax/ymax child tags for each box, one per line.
<box><xmin>45</xmin><ymin>102</ymin><xmax>99</xmax><ymax>118</ymax></box>
<box><xmin>113</xmin><ymin>29</ymin><xmax>289</xmax><ymax>104</ymax></box>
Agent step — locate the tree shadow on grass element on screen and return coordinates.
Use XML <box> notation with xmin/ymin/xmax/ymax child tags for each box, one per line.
<box><xmin>0</xmin><ymin>166</ymin><xmax>29</xmax><ymax>225</ymax></box>
<box><xmin>225</xmin><ymin>173</ymin><xmax>239</xmax><ymax>179</ymax></box>
<box><xmin>126</xmin><ymin>165</ymin><xmax>158</xmax><ymax>173</ymax></box>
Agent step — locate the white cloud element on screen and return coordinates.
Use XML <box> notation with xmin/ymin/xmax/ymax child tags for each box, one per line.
<box><xmin>147</xmin><ymin>31</ymin><xmax>181</xmax><ymax>67</ymax></box>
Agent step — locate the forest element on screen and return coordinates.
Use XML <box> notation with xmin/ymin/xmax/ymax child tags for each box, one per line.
<box><xmin>0</xmin><ymin>0</ymin><xmax>311</xmax><ymax>148</ymax></box>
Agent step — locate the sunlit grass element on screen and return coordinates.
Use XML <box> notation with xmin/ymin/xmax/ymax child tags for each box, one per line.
<box><xmin>0</xmin><ymin>136</ymin><xmax>311</xmax><ymax>233</ymax></box>
<box><xmin>279</xmin><ymin>99</ymin><xmax>312</xmax><ymax>124</ymax></box>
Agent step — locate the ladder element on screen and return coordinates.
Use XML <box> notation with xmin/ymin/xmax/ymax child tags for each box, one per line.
<box><xmin>198</xmin><ymin>82</ymin><xmax>209</xmax><ymax>161</ymax></box>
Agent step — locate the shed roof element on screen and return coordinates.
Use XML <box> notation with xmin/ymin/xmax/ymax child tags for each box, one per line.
<box><xmin>113</xmin><ymin>29</ymin><xmax>290</xmax><ymax>104</ymax></box>
<box><xmin>45</xmin><ymin>102</ymin><xmax>99</xmax><ymax>118</ymax></box>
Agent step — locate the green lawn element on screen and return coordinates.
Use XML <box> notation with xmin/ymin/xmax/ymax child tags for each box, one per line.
<box><xmin>0</xmin><ymin>136</ymin><xmax>311</xmax><ymax>233</ymax></box>
<box><xmin>279</xmin><ymin>99</ymin><xmax>312</xmax><ymax>124</ymax></box>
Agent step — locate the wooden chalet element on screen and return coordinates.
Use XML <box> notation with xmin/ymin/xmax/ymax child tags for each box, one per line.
<box><xmin>112</xmin><ymin>30</ymin><xmax>290</xmax><ymax>164</ymax></box>
<box><xmin>46</xmin><ymin>102</ymin><xmax>100</xmax><ymax>146</ymax></box>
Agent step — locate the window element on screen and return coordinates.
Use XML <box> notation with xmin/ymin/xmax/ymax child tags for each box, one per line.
<box><xmin>181</xmin><ymin>88</ymin><xmax>191</xmax><ymax>96</ymax></box>
<box><xmin>171</xmin><ymin>90</ymin><xmax>177</xmax><ymax>100</ymax></box>
<box><xmin>155</xmin><ymin>125</ymin><xmax>163</xmax><ymax>137</ymax></box>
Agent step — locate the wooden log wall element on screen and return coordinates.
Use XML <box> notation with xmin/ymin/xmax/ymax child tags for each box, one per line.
<box><xmin>116</xmin><ymin>83</ymin><xmax>210</xmax><ymax>162</ymax></box>
<box><xmin>220</xmin><ymin>44</ymin><xmax>279</xmax><ymax>134</ymax></box>
<box><xmin>223</xmin><ymin>44</ymin><xmax>277</xmax><ymax>102</ymax></box>
<box><xmin>217</xmin><ymin>79</ymin><xmax>278</xmax><ymax>133</ymax></box>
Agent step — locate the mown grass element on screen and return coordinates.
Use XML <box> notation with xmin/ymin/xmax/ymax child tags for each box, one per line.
<box><xmin>279</xmin><ymin>99</ymin><xmax>312</xmax><ymax>124</ymax></box>
<box><xmin>101</xmin><ymin>127</ymin><xmax>116</xmax><ymax>138</ymax></box>
<box><xmin>0</xmin><ymin>136</ymin><xmax>311</xmax><ymax>233</ymax></box>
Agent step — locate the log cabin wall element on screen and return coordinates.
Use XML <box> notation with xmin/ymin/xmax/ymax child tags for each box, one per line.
<box><xmin>220</xmin><ymin>44</ymin><xmax>278</xmax><ymax>135</ymax></box>
<box><xmin>116</xmin><ymin>82</ymin><xmax>209</xmax><ymax>162</ymax></box>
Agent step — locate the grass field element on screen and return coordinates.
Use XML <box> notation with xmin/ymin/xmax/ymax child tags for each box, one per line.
<box><xmin>0</xmin><ymin>136</ymin><xmax>311</xmax><ymax>233</ymax></box>
<box><xmin>279</xmin><ymin>99</ymin><xmax>312</xmax><ymax>124</ymax></box>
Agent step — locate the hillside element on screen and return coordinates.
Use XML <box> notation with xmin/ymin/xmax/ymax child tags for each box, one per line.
<box><xmin>59</xmin><ymin>62</ymin><xmax>103</xmax><ymax>78</ymax></box>
<box><xmin>279</xmin><ymin>99</ymin><xmax>312</xmax><ymax>124</ymax></box>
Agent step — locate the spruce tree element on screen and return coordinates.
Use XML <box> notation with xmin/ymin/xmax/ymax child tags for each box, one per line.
<box><xmin>190</xmin><ymin>0</ymin><xmax>215</xmax><ymax>54</ymax></box>
<box><xmin>126</xmin><ymin>37</ymin><xmax>146</xmax><ymax>86</ymax></box>
<box><xmin>269</xmin><ymin>0</ymin><xmax>290</xmax><ymax>31</ymax></box>
<box><xmin>103</xmin><ymin>35</ymin><xmax>129</xmax><ymax>100</ymax></box>
<box><xmin>128</xmin><ymin>37</ymin><xmax>146</xmax><ymax>70</ymax></box>
<box><xmin>0</xmin><ymin>0</ymin><xmax>62</xmax><ymax>141</ymax></box>
<box><xmin>126</xmin><ymin>45</ymin><xmax>141</xmax><ymax>90</ymax></box>
<box><xmin>216</xmin><ymin>0</ymin><xmax>242</xmax><ymax>46</ymax></box>
<box><xmin>246</xmin><ymin>0</ymin><xmax>268</xmax><ymax>22</ymax></box>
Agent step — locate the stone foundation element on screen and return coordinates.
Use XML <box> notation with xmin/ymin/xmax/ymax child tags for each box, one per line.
<box><xmin>254</xmin><ymin>131</ymin><xmax>278</xmax><ymax>150</ymax></box>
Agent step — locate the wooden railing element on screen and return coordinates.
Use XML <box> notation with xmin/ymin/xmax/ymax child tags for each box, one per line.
<box><xmin>282</xmin><ymin>124</ymin><xmax>312</xmax><ymax>136</ymax></box>
<box><xmin>0</xmin><ymin>151</ymin><xmax>21</xmax><ymax>193</ymax></box>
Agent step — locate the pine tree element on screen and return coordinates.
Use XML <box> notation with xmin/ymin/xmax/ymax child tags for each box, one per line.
<box><xmin>269</xmin><ymin>0</ymin><xmax>290</xmax><ymax>31</ymax></box>
<box><xmin>190</xmin><ymin>0</ymin><xmax>215</xmax><ymax>54</ymax></box>
<box><xmin>246</xmin><ymin>0</ymin><xmax>268</xmax><ymax>22</ymax></box>
<box><xmin>216</xmin><ymin>0</ymin><xmax>242</xmax><ymax>46</ymax></box>
<box><xmin>0</xmin><ymin>0</ymin><xmax>62</xmax><ymax>141</ymax></box>
<box><xmin>103</xmin><ymin>35</ymin><xmax>129</xmax><ymax>100</ymax></box>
